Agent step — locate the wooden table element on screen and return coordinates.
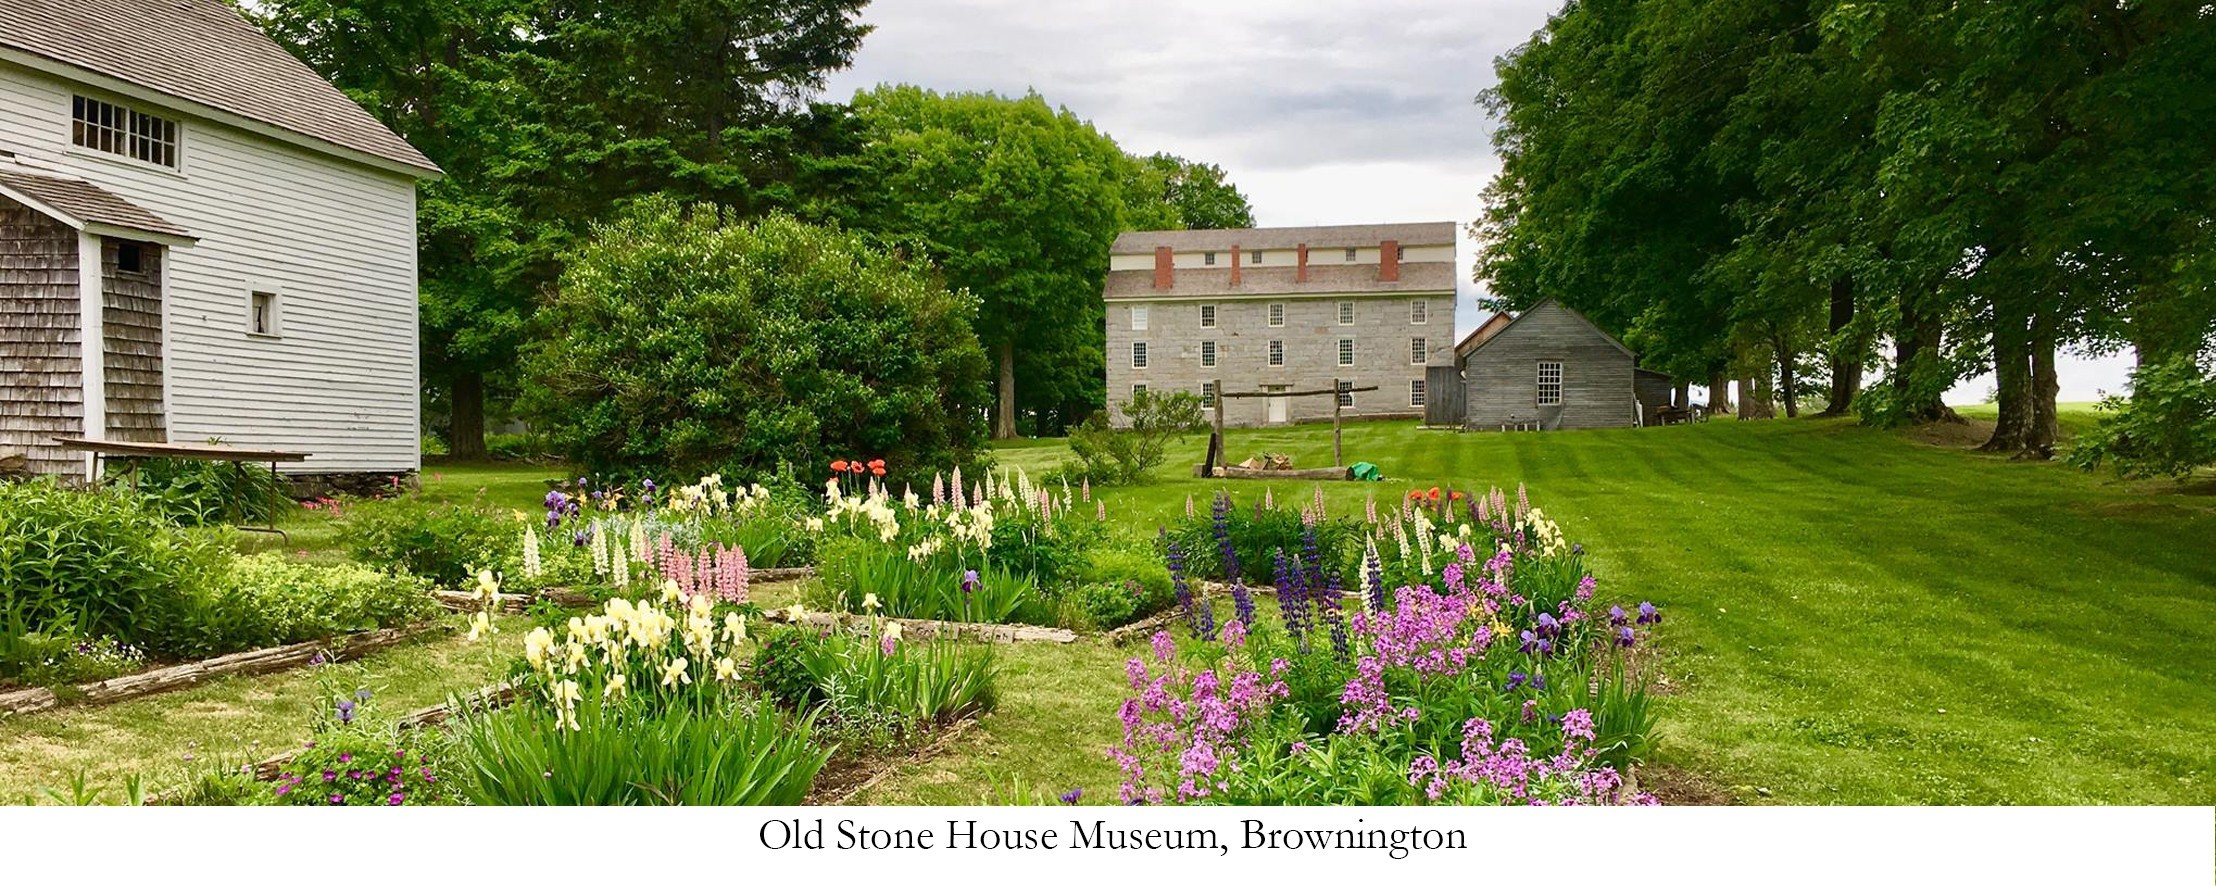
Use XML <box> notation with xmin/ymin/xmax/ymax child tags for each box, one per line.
<box><xmin>53</xmin><ymin>437</ymin><xmax>309</xmax><ymax>538</ymax></box>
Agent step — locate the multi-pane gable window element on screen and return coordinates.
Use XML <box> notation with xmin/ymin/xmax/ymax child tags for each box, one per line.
<box><xmin>1202</xmin><ymin>381</ymin><xmax>1218</xmax><ymax>408</ymax></box>
<box><xmin>1250</xmin><ymin>250</ymin><xmax>1263</xmax><ymax>265</ymax></box>
<box><xmin>1268</xmin><ymin>303</ymin><xmax>1285</xmax><ymax>327</ymax></box>
<box><xmin>1133</xmin><ymin>341</ymin><xmax>1149</xmax><ymax>369</ymax></box>
<box><xmin>1204</xmin><ymin>251</ymin><xmax>1218</xmax><ymax>265</ymax></box>
<box><xmin>73</xmin><ymin>96</ymin><xmax>177</xmax><ymax>168</ymax></box>
<box><xmin>1537</xmin><ymin>361</ymin><xmax>1563</xmax><ymax>406</ymax></box>
<box><xmin>1131</xmin><ymin>305</ymin><xmax>1148</xmax><ymax>331</ymax></box>
<box><xmin>1268</xmin><ymin>340</ymin><xmax>1284</xmax><ymax>367</ymax></box>
<box><xmin>1201</xmin><ymin>340</ymin><xmax>1217</xmax><ymax>367</ymax></box>
<box><xmin>1344</xmin><ymin>247</ymin><xmax>1358</xmax><ymax>262</ymax></box>
<box><xmin>1411</xmin><ymin>299</ymin><xmax>1428</xmax><ymax>325</ymax></box>
<box><xmin>1200</xmin><ymin>304</ymin><xmax>1217</xmax><ymax>328</ymax></box>
<box><xmin>1338</xmin><ymin>301</ymin><xmax>1355</xmax><ymax>325</ymax></box>
<box><xmin>1409</xmin><ymin>337</ymin><xmax>1427</xmax><ymax>365</ymax></box>
<box><xmin>1409</xmin><ymin>379</ymin><xmax>1428</xmax><ymax>408</ymax></box>
<box><xmin>1338</xmin><ymin>338</ymin><xmax>1355</xmax><ymax>367</ymax></box>
<box><xmin>1337</xmin><ymin>382</ymin><xmax>1354</xmax><ymax>408</ymax></box>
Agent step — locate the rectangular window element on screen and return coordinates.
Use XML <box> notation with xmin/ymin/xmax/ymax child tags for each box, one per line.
<box><xmin>72</xmin><ymin>95</ymin><xmax>178</xmax><ymax>168</ymax></box>
<box><xmin>1201</xmin><ymin>381</ymin><xmax>1217</xmax><ymax>408</ymax></box>
<box><xmin>1344</xmin><ymin>247</ymin><xmax>1358</xmax><ymax>262</ymax></box>
<box><xmin>1268</xmin><ymin>303</ymin><xmax>1285</xmax><ymax>327</ymax></box>
<box><xmin>1268</xmin><ymin>340</ymin><xmax>1284</xmax><ymax>367</ymax></box>
<box><xmin>249</xmin><ymin>291</ymin><xmax>280</xmax><ymax>337</ymax></box>
<box><xmin>1131</xmin><ymin>304</ymin><xmax>1149</xmax><ymax>331</ymax></box>
<box><xmin>1132</xmin><ymin>384</ymin><xmax>1148</xmax><ymax>397</ymax></box>
<box><xmin>1337</xmin><ymin>383</ymin><xmax>1354</xmax><ymax>408</ymax></box>
<box><xmin>116</xmin><ymin>242</ymin><xmax>144</xmax><ymax>275</ymax></box>
<box><xmin>1200</xmin><ymin>340</ymin><xmax>1216</xmax><ymax>368</ymax></box>
<box><xmin>1199</xmin><ymin>304</ymin><xmax>1217</xmax><ymax>328</ymax></box>
<box><xmin>1132</xmin><ymin>341</ymin><xmax>1149</xmax><ymax>369</ymax></box>
<box><xmin>1411</xmin><ymin>299</ymin><xmax>1428</xmax><ymax>325</ymax></box>
<box><xmin>1338</xmin><ymin>338</ymin><xmax>1355</xmax><ymax>367</ymax></box>
<box><xmin>1338</xmin><ymin>301</ymin><xmax>1355</xmax><ymax>325</ymax></box>
<box><xmin>1410</xmin><ymin>379</ymin><xmax>1428</xmax><ymax>408</ymax></box>
<box><xmin>1204</xmin><ymin>251</ymin><xmax>1217</xmax><ymax>266</ymax></box>
<box><xmin>1410</xmin><ymin>337</ymin><xmax>1427</xmax><ymax>365</ymax></box>
<box><xmin>1537</xmin><ymin>361</ymin><xmax>1563</xmax><ymax>406</ymax></box>
<box><xmin>1249</xmin><ymin>250</ymin><xmax>1262</xmax><ymax>265</ymax></box>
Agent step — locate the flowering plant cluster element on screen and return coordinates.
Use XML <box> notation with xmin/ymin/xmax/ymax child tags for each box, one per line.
<box><xmin>509</xmin><ymin>472</ymin><xmax>807</xmax><ymax>596</ymax></box>
<box><xmin>1114</xmin><ymin>485</ymin><xmax>1662</xmax><ymax>806</ymax></box>
<box><xmin>514</xmin><ymin>588</ymin><xmax>755</xmax><ymax>727</ymax></box>
<box><xmin>272</xmin><ymin>684</ymin><xmax>452</xmax><ymax>807</ymax></box>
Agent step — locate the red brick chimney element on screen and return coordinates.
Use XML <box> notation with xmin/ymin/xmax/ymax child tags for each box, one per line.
<box><xmin>1153</xmin><ymin>246</ymin><xmax>1174</xmax><ymax>289</ymax></box>
<box><xmin>1379</xmin><ymin>239</ymin><xmax>1400</xmax><ymax>282</ymax></box>
<box><xmin>1296</xmin><ymin>243</ymin><xmax>1309</xmax><ymax>283</ymax></box>
<box><xmin>1229</xmin><ymin>243</ymin><xmax>1242</xmax><ymax>286</ymax></box>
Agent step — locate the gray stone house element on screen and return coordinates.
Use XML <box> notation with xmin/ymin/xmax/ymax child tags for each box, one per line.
<box><xmin>1102</xmin><ymin>222</ymin><xmax>1457</xmax><ymax>427</ymax></box>
<box><xmin>1448</xmin><ymin>298</ymin><xmax>1666</xmax><ymax>430</ymax></box>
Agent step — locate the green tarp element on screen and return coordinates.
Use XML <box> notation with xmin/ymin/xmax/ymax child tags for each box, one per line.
<box><xmin>1350</xmin><ymin>461</ymin><xmax>1383</xmax><ymax>482</ymax></box>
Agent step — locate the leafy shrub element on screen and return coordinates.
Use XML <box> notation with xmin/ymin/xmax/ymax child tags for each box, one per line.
<box><xmin>794</xmin><ymin>623</ymin><xmax>998</xmax><ymax>729</ymax></box>
<box><xmin>272</xmin><ymin>680</ymin><xmax>453</xmax><ymax>807</ymax></box>
<box><xmin>752</xmin><ymin>627</ymin><xmax>822</xmax><ymax>711</ymax></box>
<box><xmin>1164</xmin><ymin>489</ymin><xmax>1360</xmax><ymax>586</ymax></box>
<box><xmin>519</xmin><ymin>198</ymin><xmax>993</xmax><ymax>482</ymax></box>
<box><xmin>1061</xmin><ymin>545</ymin><xmax>1175</xmax><ymax>629</ymax></box>
<box><xmin>171</xmin><ymin>554</ymin><xmax>439</xmax><ymax>658</ymax></box>
<box><xmin>0</xmin><ymin>479</ymin><xmax>227</xmax><ymax>653</ymax></box>
<box><xmin>1064</xmin><ymin>390</ymin><xmax>1207</xmax><ymax>485</ymax></box>
<box><xmin>115</xmin><ymin>458</ymin><xmax>285</xmax><ymax>526</ymax></box>
<box><xmin>0</xmin><ymin>621</ymin><xmax>145</xmax><ymax>688</ymax></box>
<box><xmin>2068</xmin><ymin>356</ymin><xmax>2216</xmax><ymax>479</ymax></box>
<box><xmin>450</xmin><ymin>699</ymin><xmax>828</xmax><ymax>806</ymax></box>
<box><xmin>340</xmin><ymin>495</ymin><xmax>515</xmax><ymax>588</ymax></box>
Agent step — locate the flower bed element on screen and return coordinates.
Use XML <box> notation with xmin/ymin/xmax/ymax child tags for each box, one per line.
<box><xmin>1110</xmin><ymin>485</ymin><xmax>1663</xmax><ymax>805</ymax></box>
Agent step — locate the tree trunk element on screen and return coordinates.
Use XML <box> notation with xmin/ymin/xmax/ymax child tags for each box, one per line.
<box><xmin>1892</xmin><ymin>290</ymin><xmax>1961</xmax><ymax>424</ymax></box>
<box><xmin>2022</xmin><ymin>317</ymin><xmax>2060</xmax><ymax>460</ymax></box>
<box><xmin>1775</xmin><ymin>335</ymin><xmax>1800</xmax><ymax>418</ymax></box>
<box><xmin>449</xmin><ymin>371</ymin><xmax>487</xmax><ymax>461</ymax></box>
<box><xmin>1707</xmin><ymin>371</ymin><xmax>1733</xmax><ymax>414</ymax></box>
<box><xmin>993</xmin><ymin>341</ymin><xmax>1017</xmax><ymax>440</ymax></box>
<box><xmin>1672</xmin><ymin>381</ymin><xmax>1690</xmax><ymax>409</ymax></box>
<box><xmin>1980</xmin><ymin>310</ymin><xmax>2032</xmax><ymax>452</ymax></box>
<box><xmin>1820</xmin><ymin>278</ymin><xmax>1862</xmax><ymax>416</ymax></box>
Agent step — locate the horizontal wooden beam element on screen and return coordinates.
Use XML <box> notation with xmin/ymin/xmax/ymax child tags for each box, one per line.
<box><xmin>1218</xmin><ymin>385</ymin><xmax>1380</xmax><ymax>399</ymax></box>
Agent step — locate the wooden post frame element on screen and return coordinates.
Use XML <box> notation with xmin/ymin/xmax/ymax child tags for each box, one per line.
<box><xmin>1205</xmin><ymin>381</ymin><xmax>1378</xmax><ymax>477</ymax></box>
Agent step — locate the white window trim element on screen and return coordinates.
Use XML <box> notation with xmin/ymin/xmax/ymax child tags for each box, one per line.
<box><xmin>1132</xmin><ymin>341</ymin><xmax>1149</xmax><ymax>369</ymax></box>
<box><xmin>70</xmin><ymin>94</ymin><xmax>182</xmax><ymax>172</ymax></box>
<box><xmin>1268</xmin><ymin>303</ymin><xmax>1285</xmax><ymax>327</ymax></box>
<box><xmin>1411</xmin><ymin>299</ymin><xmax>1428</xmax><ymax>325</ymax></box>
<box><xmin>1268</xmin><ymin>340</ymin><xmax>1284</xmax><ymax>367</ymax></box>
<box><xmin>1537</xmin><ymin>361</ymin><xmax>1564</xmax><ymax>406</ymax></box>
<box><xmin>1132</xmin><ymin>383</ymin><xmax>1148</xmax><ymax>398</ymax></box>
<box><xmin>1203</xmin><ymin>251</ymin><xmax>1217</xmax><ymax>266</ymax></box>
<box><xmin>1337</xmin><ymin>338</ymin><xmax>1355</xmax><ymax>367</ymax></box>
<box><xmin>1199</xmin><ymin>304</ymin><xmax>1217</xmax><ymax>328</ymax></box>
<box><xmin>1338</xmin><ymin>301</ymin><xmax>1355</xmax><ymax>325</ymax></box>
<box><xmin>1344</xmin><ymin>247</ymin><xmax>1358</xmax><ymax>262</ymax></box>
<box><xmin>1410</xmin><ymin>379</ymin><xmax>1428</xmax><ymax>408</ymax></box>
<box><xmin>1202</xmin><ymin>381</ymin><xmax>1218</xmax><ymax>409</ymax></box>
<box><xmin>1200</xmin><ymin>340</ymin><xmax>1217</xmax><ymax>368</ymax></box>
<box><xmin>1131</xmin><ymin>304</ymin><xmax>1149</xmax><ymax>331</ymax></box>
<box><xmin>246</xmin><ymin>286</ymin><xmax>283</xmax><ymax>338</ymax></box>
<box><xmin>1410</xmin><ymin>337</ymin><xmax>1428</xmax><ymax>365</ymax></box>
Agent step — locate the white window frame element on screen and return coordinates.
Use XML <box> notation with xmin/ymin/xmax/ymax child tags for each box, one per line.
<box><xmin>1132</xmin><ymin>341</ymin><xmax>1149</xmax><ymax>369</ymax></box>
<box><xmin>1268</xmin><ymin>303</ymin><xmax>1285</xmax><ymax>327</ymax></box>
<box><xmin>1338</xmin><ymin>301</ymin><xmax>1355</xmax><ymax>325</ymax></box>
<box><xmin>1203</xmin><ymin>251</ymin><xmax>1217</xmax><ymax>266</ymax></box>
<box><xmin>1201</xmin><ymin>381</ymin><xmax>1218</xmax><ymax>408</ymax></box>
<box><xmin>1130</xmin><ymin>304</ymin><xmax>1149</xmax><ymax>331</ymax></box>
<box><xmin>72</xmin><ymin>95</ymin><xmax>180</xmax><ymax>169</ymax></box>
<box><xmin>1132</xmin><ymin>383</ymin><xmax>1148</xmax><ymax>398</ymax></box>
<box><xmin>1199</xmin><ymin>304</ymin><xmax>1217</xmax><ymax>328</ymax></box>
<box><xmin>1410</xmin><ymin>337</ymin><xmax>1428</xmax><ymax>365</ymax></box>
<box><xmin>1268</xmin><ymin>340</ymin><xmax>1284</xmax><ymax>367</ymax></box>
<box><xmin>1249</xmin><ymin>250</ymin><xmax>1263</xmax><ymax>265</ymax></box>
<box><xmin>1537</xmin><ymin>361</ymin><xmax>1563</xmax><ymax>406</ymax></box>
<box><xmin>247</xmin><ymin>287</ymin><xmax>283</xmax><ymax>338</ymax></box>
<box><xmin>1344</xmin><ymin>247</ymin><xmax>1358</xmax><ymax>262</ymax></box>
<box><xmin>1337</xmin><ymin>387</ymin><xmax>1354</xmax><ymax>408</ymax></box>
<box><xmin>1410</xmin><ymin>379</ymin><xmax>1428</xmax><ymax>408</ymax></box>
<box><xmin>1411</xmin><ymin>299</ymin><xmax>1428</xmax><ymax>325</ymax></box>
<box><xmin>1200</xmin><ymin>340</ymin><xmax>1217</xmax><ymax>368</ymax></box>
<box><xmin>1337</xmin><ymin>338</ymin><xmax>1355</xmax><ymax>367</ymax></box>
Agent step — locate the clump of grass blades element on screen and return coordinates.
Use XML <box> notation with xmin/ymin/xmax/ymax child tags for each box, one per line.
<box><xmin>797</xmin><ymin>628</ymin><xmax>998</xmax><ymax>728</ymax></box>
<box><xmin>448</xmin><ymin>698</ymin><xmax>829</xmax><ymax>806</ymax></box>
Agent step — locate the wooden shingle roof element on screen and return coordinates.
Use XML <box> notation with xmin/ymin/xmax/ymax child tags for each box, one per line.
<box><xmin>0</xmin><ymin>0</ymin><xmax>439</xmax><ymax>176</ymax></box>
<box><xmin>0</xmin><ymin>167</ymin><xmax>192</xmax><ymax>240</ymax></box>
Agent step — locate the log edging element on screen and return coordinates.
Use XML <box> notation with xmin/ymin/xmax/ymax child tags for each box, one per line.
<box><xmin>0</xmin><ymin>622</ymin><xmax>447</xmax><ymax>718</ymax></box>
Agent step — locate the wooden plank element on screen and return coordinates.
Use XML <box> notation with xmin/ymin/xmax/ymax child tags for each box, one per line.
<box><xmin>1216</xmin><ymin>465</ymin><xmax>1353</xmax><ymax>481</ymax></box>
<box><xmin>50</xmin><ymin>436</ymin><xmax>308</xmax><ymax>461</ymax></box>
<box><xmin>1</xmin><ymin>623</ymin><xmax>443</xmax><ymax>716</ymax></box>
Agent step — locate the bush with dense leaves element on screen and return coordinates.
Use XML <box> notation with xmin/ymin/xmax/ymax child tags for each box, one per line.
<box><xmin>172</xmin><ymin>554</ymin><xmax>440</xmax><ymax>658</ymax></box>
<box><xmin>2068</xmin><ymin>357</ymin><xmax>2216</xmax><ymax>479</ymax></box>
<box><xmin>519</xmin><ymin>198</ymin><xmax>993</xmax><ymax>483</ymax></box>
<box><xmin>115</xmin><ymin>458</ymin><xmax>285</xmax><ymax>526</ymax></box>
<box><xmin>0</xmin><ymin>479</ymin><xmax>227</xmax><ymax>653</ymax></box>
<box><xmin>1063</xmin><ymin>390</ymin><xmax>1208</xmax><ymax>485</ymax></box>
<box><xmin>340</xmin><ymin>496</ymin><xmax>515</xmax><ymax>589</ymax></box>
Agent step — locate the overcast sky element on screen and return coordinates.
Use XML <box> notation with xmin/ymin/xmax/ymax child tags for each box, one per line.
<box><xmin>821</xmin><ymin>0</ymin><xmax>2135</xmax><ymax>403</ymax></box>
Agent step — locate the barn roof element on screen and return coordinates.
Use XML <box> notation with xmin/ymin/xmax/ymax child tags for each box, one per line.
<box><xmin>1111</xmin><ymin>222</ymin><xmax>1457</xmax><ymax>254</ymax></box>
<box><xmin>0</xmin><ymin>167</ymin><xmax>193</xmax><ymax>242</ymax></box>
<box><xmin>1103</xmin><ymin>261</ymin><xmax>1456</xmax><ymax>299</ymax></box>
<box><xmin>1457</xmin><ymin>297</ymin><xmax>1635</xmax><ymax>360</ymax></box>
<box><xmin>0</xmin><ymin>0</ymin><xmax>439</xmax><ymax>176</ymax></box>
<box><xmin>1454</xmin><ymin>311</ymin><xmax>1516</xmax><ymax>357</ymax></box>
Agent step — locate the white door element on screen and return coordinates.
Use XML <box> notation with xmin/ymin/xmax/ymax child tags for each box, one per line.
<box><xmin>1266</xmin><ymin>386</ymin><xmax>1290</xmax><ymax>424</ymax></box>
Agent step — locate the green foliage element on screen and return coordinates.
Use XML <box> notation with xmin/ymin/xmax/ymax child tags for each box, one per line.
<box><xmin>794</xmin><ymin>625</ymin><xmax>999</xmax><ymax>731</ymax></box>
<box><xmin>520</xmin><ymin>200</ymin><xmax>992</xmax><ymax>481</ymax></box>
<box><xmin>0</xmin><ymin>479</ymin><xmax>228</xmax><ymax>653</ymax></box>
<box><xmin>1064</xmin><ymin>390</ymin><xmax>1207</xmax><ymax>486</ymax></box>
<box><xmin>114</xmin><ymin>458</ymin><xmax>285</xmax><ymax>526</ymax></box>
<box><xmin>1136</xmin><ymin>153</ymin><xmax>1257</xmax><ymax>230</ymax></box>
<box><xmin>449</xmin><ymin>698</ymin><xmax>829</xmax><ymax>806</ymax></box>
<box><xmin>1164</xmin><ymin>492</ymin><xmax>1360</xmax><ymax>586</ymax></box>
<box><xmin>272</xmin><ymin>680</ymin><xmax>454</xmax><ymax>806</ymax></box>
<box><xmin>0</xmin><ymin>623</ymin><xmax>145</xmax><ymax>688</ymax></box>
<box><xmin>1063</xmin><ymin>544</ymin><xmax>1175</xmax><ymax>630</ymax></box>
<box><xmin>811</xmin><ymin>537</ymin><xmax>1033</xmax><ymax>624</ymax></box>
<box><xmin>172</xmin><ymin>554</ymin><xmax>440</xmax><ymax>659</ymax></box>
<box><xmin>340</xmin><ymin>495</ymin><xmax>515</xmax><ymax>588</ymax></box>
<box><xmin>2069</xmin><ymin>357</ymin><xmax>2216</xmax><ymax>479</ymax></box>
<box><xmin>751</xmin><ymin>627</ymin><xmax>822</xmax><ymax>711</ymax></box>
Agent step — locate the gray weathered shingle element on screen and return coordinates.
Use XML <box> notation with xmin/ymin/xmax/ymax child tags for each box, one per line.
<box><xmin>0</xmin><ymin>0</ymin><xmax>438</xmax><ymax>175</ymax></box>
<box><xmin>0</xmin><ymin>168</ymin><xmax>191</xmax><ymax>238</ymax></box>
<box><xmin>1111</xmin><ymin>222</ymin><xmax>1457</xmax><ymax>254</ymax></box>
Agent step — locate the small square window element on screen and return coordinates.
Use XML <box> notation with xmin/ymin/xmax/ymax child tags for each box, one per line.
<box><xmin>1410</xmin><ymin>337</ymin><xmax>1428</xmax><ymax>365</ymax></box>
<box><xmin>1201</xmin><ymin>340</ymin><xmax>1217</xmax><ymax>368</ymax></box>
<box><xmin>1199</xmin><ymin>304</ymin><xmax>1217</xmax><ymax>328</ymax></box>
<box><xmin>1204</xmin><ymin>252</ymin><xmax>1217</xmax><ymax>266</ymax></box>
<box><xmin>249</xmin><ymin>291</ymin><xmax>280</xmax><ymax>337</ymax></box>
<box><xmin>1411</xmin><ymin>300</ymin><xmax>1428</xmax><ymax>325</ymax></box>
<box><xmin>1410</xmin><ymin>379</ymin><xmax>1428</xmax><ymax>408</ymax></box>
<box><xmin>1344</xmin><ymin>247</ymin><xmax>1358</xmax><ymax>262</ymax></box>
<box><xmin>1249</xmin><ymin>250</ymin><xmax>1262</xmax><ymax>265</ymax></box>
<box><xmin>1131</xmin><ymin>304</ymin><xmax>1149</xmax><ymax>331</ymax></box>
<box><xmin>1268</xmin><ymin>340</ymin><xmax>1284</xmax><ymax>367</ymax></box>
<box><xmin>1338</xmin><ymin>338</ymin><xmax>1355</xmax><ymax>367</ymax></box>
<box><xmin>1268</xmin><ymin>303</ymin><xmax>1285</xmax><ymax>327</ymax></box>
<box><xmin>1338</xmin><ymin>301</ymin><xmax>1355</xmax><ymax>325</ymax></box>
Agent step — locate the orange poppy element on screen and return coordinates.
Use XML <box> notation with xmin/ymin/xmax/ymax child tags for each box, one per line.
<box><xmin>1450</xmin><ymin>491</ymin><xmax>1466</xmax><ymax>501</ymax></box>
<box><xmin>871</xmin><ymin>467</ymin><xmax>887</xmax><ymax>477</ymax></box>
<box><xmin>1427</xmin><ymin>487</ymin><xmax>1442</xmax><ymax>500</ymax></box>
<box><xmin>831</xmin><ymin>459</ymin><xmax>850</xmax><ymax>472</ymax></box>
<box><xmin>868</xmin><ymin>459</ymin><xmax>886</xmax><ymax>470</ymax></box>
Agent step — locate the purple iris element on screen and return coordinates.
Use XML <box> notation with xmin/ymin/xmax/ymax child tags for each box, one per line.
<box><xmin>355</xmin><ymin>688</ymin><xmax>373</xmax><ymax>702</ymax></box>
<box><xmin>335</xmin><ymin>700</ymin><xmax>356</xmax><ymax>724</ymax></box>
<box><xmin>572</xmin><ymin>530</ymin><xmax>588</xmax><ymax>547</ymax></box>
<box><xmin>1609</xmin><ymin>605</ymin><xmax>1627</xmax><ymax>626</ymax></box>
<box><xmin>960</xmin><ymin>570</ymin><xmax>980</xmax><ymax>594</ymax></box>
<box><xmin>1535</xmin><ymin>612</ymin><xmax>1561</xmax><ymax>637</ymax></box>
<box><xmin>1616</xmin><ymin>626</ymin><xmax>1637</xmax><ymax>648</ymax></box>
<box><xmin>1505</xmin><ymin>672</ymin><xmax>1527</xmax><ymax>691</ymax></box>
<box><xmin>1637</xmin><ymin>602</ymin><xmax>1660</xmax><ymax>625</ymax></box>
<box><xmin>543</xmin><ymin>491</ymin><xmax>569</xmax><ymax>512</ymax></box>
<box><xmin>1572</xmin><ymin>543</ymin><xmax>1584</xmax><ymax>556</ymax></box>
<box><xmin>1059</xmin><ymin>788</ymin><xmax>1084</xmax><ymax>805</ymax></box>
<box><xmin>1519</xmin><ymin>630</ymin><xmax>1553</xmax><ymax>656</ymax></box>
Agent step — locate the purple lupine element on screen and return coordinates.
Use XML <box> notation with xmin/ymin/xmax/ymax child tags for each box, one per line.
<box><xmin>1271</xmin><ymin>547</ymin><xmax>1311</xmax><ymax>646</ymax></box>
<box><xmin>1364</xmin><ymin>549</ymin><xmax>1387</xmax><ymax>612</ymax></box>
<box><xmin>1161</xmin><ymin>530</ymin><xmax>1214</xmax><ymax>641</ymax></box>
<box><xmin>1300</xmin><ymin>523</ymin><xmax>1327</xmax><ymax>601</ymax></box>
<box><xmin>1230</xmin><ymin>578</ymin><xmax>1256</xmax><ymax>629</ymax></box>
<box><xmin>1211</xmin><ymin>491</ymin><xmax>1240</xmax><ymax>581</ymax></box>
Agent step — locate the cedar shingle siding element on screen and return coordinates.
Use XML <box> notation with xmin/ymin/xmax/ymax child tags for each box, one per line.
<box><xmin>0</xmin><ymin>196</ymin><xmax>82</xmax><ymax>474</ymax></box>
<box><xmin>1461</xmin><ymin>300</ymin><xmax>1638</xmax><ymax>430</ymax></box>
<box><xmin>101</xmin><ymin>239</ymin><xmax>164</xmax><ymax>443</ymax></box>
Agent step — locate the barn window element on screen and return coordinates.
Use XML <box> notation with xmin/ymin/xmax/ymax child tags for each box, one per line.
<box><xmin>1338</xmin><ymin>338</ymin><xmax>1354</xmax><ymax>367</ymax></box>
<box><xmin>1201</xmin><ymin>381</ymin><xmax>1217</xmax><ymax>408</ymax></box>
<box><xmin>73</xmin><ymin>96</ymin><xmax>178</xmax><ymax>168</ymax></box>
<box><xmin>1410</xmin><ymin>337</ymin><xmax>1427</xmax><ymax>365</ymax></box>
<box><xmin>1268</xmin><ymin>340</ymin><xmax>1284</xmax><ymax>367</ymax></box>
<box><xmin>1537</xmin><ymin>361</ymin><xmax>1563</xmax><ymax>406</ymax></box>
<box><xmin>249</xmin><ymin>291</ymin><xmax>281</xmax><ymax>337</ymax></box>
<box><xmin>1132</xmin><ymin>341</ymin><xmax>1148</xmax><ymax>369</ymax></box>
<box><xmin>1199</xmin><ymin>304</ymin><xmax>1217</xmax><ymax>328</ymax></box>
<box><xmin>116</xmin><ymin>242</ymin><xmax>144</xmax><ymax>274</ymax></box>
<box><xmin>1200</xmin><ymin>340</ymin><xmax>1216</xmax><ymax>368</ymax></box>
<box><xmin>1409</xmin><ymin>379</ymin><xmax>1427</xmax><ymax>408</ymax></box>
<box><xmin>1410</xmin><ymin>299</ymin><xmax>1428</xmax><ymax>325</ymax></box>
<box><xmin>1338</xmin><ymin>301</ymin><xmax>1355</xmax><ymax>325</ymax></box>
<box><xmin>1131</xmin><ymin>304</ymin><xmax>1149</xmax><ymax>331</ymax></box>
<box><xmin>1268</xmin><ymin>303</ymin><xmax>1285</xmax><ymax>327</ymax></box>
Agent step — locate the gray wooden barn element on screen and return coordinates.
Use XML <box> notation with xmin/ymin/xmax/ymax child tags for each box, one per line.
<box><xmin>1431</xmin><ymin>298</ymin><xmax>1674</xmax><ymax>430</ymax></box>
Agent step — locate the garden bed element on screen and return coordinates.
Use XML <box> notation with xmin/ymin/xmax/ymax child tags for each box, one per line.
<box><xmin>760</xmin><ymin>608</ymin><xmax>1075</xmax><ymax>644</ymax></box>
<box><xmin>0</xmin><ymin>623</ymin><xmax>445</xmax><ymax>717</ymax></box>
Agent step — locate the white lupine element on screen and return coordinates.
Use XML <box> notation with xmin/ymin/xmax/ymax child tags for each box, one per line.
<box><xmin>521</xmin><ymin>525</ymin><xmax>543</xmax><ymax>578</ymax></box>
